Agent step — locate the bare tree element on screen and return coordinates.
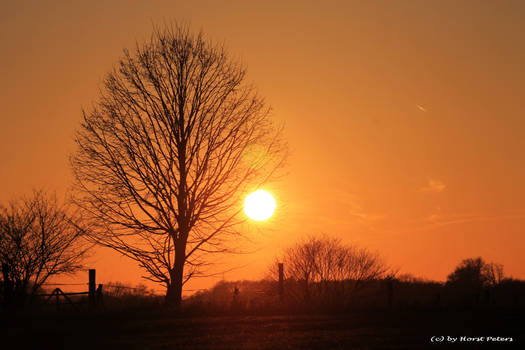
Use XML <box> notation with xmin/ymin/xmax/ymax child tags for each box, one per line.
<box><xmin>0</xmin><ymin>190</ymin><xmax>89</xmax><ymax>309</ymax></box>
<box><xmin>279</xmin><ymin>235</ymin><xmax>392</xmax><ymax>301</ymax></box>
<box><xmin>282</xmin><ymin>237</ymin><xmax>319</xmax><ymax>300</ymax></box>
<box><xmin>483</xmin><ymin>262</ymin><xmax>504</xmax><ymax>286</ymax></box>
<box><xmin>70</xmin><ymin>24</ymin><xmax>286</xmax><ymax>307</ymax></box>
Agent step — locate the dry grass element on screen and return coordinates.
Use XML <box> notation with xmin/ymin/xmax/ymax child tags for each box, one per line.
<box><xmin>2</xmin><ymin>308</ymin><xmax>523</xmax><ymax>349</ymax></box>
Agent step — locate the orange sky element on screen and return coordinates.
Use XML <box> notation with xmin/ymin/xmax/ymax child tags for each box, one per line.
<box><xmin>1</xmin><ymin>0</ymin><xmax>525</xmax><ymax>295</ymax></box>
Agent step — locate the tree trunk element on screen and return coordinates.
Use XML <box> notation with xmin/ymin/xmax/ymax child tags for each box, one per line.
<box><xmin>165</xmin><ymin>281</ymin><xmax>182</xmax><ymax>308</ymax></box>
<box><xmin>165</xmin><ymin>242</ymin><xmax>186</xmax><ymax>309</ymax></box>
<box><xmin>304</xmin><ymin>275</ymin><xmax>310</xmax><ymax>301</ymax></box>
<box><xmin>2</xmin><ymin>263</ymin><xmax>14</xmax><ymax>309</ymax></box>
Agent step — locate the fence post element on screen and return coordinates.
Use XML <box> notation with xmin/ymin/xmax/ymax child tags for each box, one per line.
<box><xmin>89</xmin><ymin>269</ymin><xmax>96</xmax><ymax>306</ymax></box>
<box><xmin>55</xmin><ymin>289</ymin><xmax>60</xmax><ymax>311</ymax></box>
<box><xmin>278</xmin><ymin>263</ymin><xmax>284</xmax><ymax>301</ymax></box>
<box><xmin>96</xmin><ymin>284</ymin><xmax>103</xmax><ymax>307</ymax></box>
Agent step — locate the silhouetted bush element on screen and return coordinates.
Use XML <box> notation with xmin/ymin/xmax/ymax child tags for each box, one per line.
<box><xmin>101</xmin><ymin>282</ymin><xmax>163</xmax><ymax>311</ymax></box>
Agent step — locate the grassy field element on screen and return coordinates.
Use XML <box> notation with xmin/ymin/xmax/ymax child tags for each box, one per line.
<box><xmin>3</xmin><ymin>309</ymin><xmax>524</xmax><ymax>349</ymax></box>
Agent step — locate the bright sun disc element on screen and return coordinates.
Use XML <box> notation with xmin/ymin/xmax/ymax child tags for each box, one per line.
<box><xmin>244</xmin><ymin>190</ymin><xmax>276</xmax><ymax>221</ymax></box>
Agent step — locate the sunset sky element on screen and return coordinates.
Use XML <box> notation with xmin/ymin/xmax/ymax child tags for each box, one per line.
<box><xmin>1</xmin><ymin>0</ymin><xmax>524</xmax><ymax>294</ymax></box>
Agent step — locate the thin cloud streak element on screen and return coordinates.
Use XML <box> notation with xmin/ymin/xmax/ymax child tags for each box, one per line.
<box><xmin>385</xmin><ymin>211</ymin><xmax>525</xmax><ymax>237</ymax></box>
<box><xmin>419</xmin><ymin>179</ymin><xmax>446</xmax><ymax>193</ymax></box>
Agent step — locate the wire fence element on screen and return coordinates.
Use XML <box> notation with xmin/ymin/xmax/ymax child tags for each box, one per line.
<box><xmin>42</xmin><ymin>282</ymin><xmax>156</xmax><ymax>292</ymax></box>
<box><xmin>104</xmin><ymin>283</ymin><xmax>146</xmax><ymax>291</ymax></box>
<box><xmin>42</xmin><ymin>283</ymin><xmax>88</xmax><ymax>286</ymax></box>
<box><xmin>40</xmin><ymin>280</ymin><xmax>205</xmax><ymax>296</ymax></box>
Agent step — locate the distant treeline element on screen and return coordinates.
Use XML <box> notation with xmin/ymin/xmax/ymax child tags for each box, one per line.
<box><xmin>2</xmin><ymin>218</ymin><xmax>524</xmax><ymax>315</ymax></box>
<box><xmin>182</xmin><ymin>276</ymin><xmax>525</xmax><ymax>315</ymax></box>
<box><xmin>181</xmin><ymin>253</ymin><xmax>525</xmax><ymax>315</ymax></box>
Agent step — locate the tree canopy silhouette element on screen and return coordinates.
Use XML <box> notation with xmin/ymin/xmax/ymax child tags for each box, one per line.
<box><xmin>447</xmin><ymin>257</ymin><xmax>504</xmax><ymax>290</ymax></box>
<box><xmin>276</xmin><ymin>235</ymin><xmax>392</xmax><ymax>301</ymax></box>
<box><xmin>70</xmin><ymin>24</ymin><xmax>286</xmax><ymax>307</ymax></box>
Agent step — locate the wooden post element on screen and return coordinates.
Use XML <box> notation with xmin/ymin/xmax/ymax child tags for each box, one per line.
<box><xmin>55</xmin><ymin>289</ymin><xmax>60</xmax><ymax>311</ymax></box>
<box><xmin>278</xmin><ymin>263</ymin><xmax>284</xmax><ymax>301</ymax></box>
<box><xmin>96</xmin><ymin>284</ymin><xmax>103</xmax><ymax>307</ymax></box>
<box><xmin>89</xmin><ymin>269</ymin><xmax>96</xmax><ymax>305</ymax></box>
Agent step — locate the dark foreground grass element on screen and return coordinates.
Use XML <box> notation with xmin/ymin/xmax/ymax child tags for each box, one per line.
<box><xmin>2</xmin><ymin>308</ymin><xmax>524</xmax><ymax>349</ymax></box>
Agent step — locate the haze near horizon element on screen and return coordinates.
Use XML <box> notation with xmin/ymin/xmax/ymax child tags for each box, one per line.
<box><xmin>1</xmin><ymin>0</ymin><xmax>524</xmax><ymax>294</ymax></box>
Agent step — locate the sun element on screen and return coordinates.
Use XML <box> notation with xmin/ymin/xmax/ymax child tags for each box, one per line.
<box><xmin>244</xmin><ymin>189</ymin><xmax>276</xmax><ymax>221</ymax></box>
